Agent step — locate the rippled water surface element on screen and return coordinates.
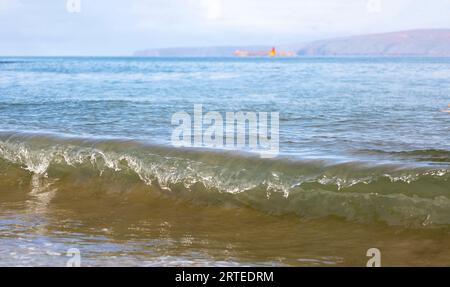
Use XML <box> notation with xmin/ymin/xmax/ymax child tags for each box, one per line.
<box><xmin>0</xmin><ymin>57</ymin><xmax>449</xmax><ymax>266</ymax></box>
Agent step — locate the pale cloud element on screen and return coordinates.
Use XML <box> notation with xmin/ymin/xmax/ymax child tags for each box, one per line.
<box><xmin>0</xmin><ymin>0</ymin><xmax>449</xmax><ymax>55</ymax></box>
<box><xmin>203</xmin><ymin>0</ymin><xmax>222</xmax><ymax>20</ymax></box>
<box><xmin>0</xmin><ymin>0</ymin><xmax>19</xmax><ymax>13</ymax></box>
<box><xmin>130</xmin><ymin>0</ymin><xmax>450</xmax><ymax>39</ymax></box>
<box><xmin>131</xmin><ymin>0</ymin><xmax>202</xmax><ymax>29</ymax></box>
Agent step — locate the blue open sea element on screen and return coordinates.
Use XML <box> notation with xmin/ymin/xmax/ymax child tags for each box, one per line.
<box><xmin>0</xmin><ymin>57</ymin><xmax>449</xmax><ymax>266</ymax></box>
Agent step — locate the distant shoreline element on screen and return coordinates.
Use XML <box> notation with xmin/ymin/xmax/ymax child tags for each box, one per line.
<box><xmin>3</xmin><ymin>55</ymin><xmax>450</xmax><ymax>59</ymax></box>
<box><xmin>134</xmin><ymin>29</ymin><xmax>450</xmax><ymax>57</ymax></box>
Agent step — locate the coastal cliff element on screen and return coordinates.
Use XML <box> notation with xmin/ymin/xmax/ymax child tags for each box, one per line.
<box><xmin>134</xmin><ymin>29</ymin><xmax>450</xmax><ymax>57</ymax></box>
<box><xmin>297</xmin><ymin>29</ymin><xmax>450</xmax><ymax>56</ymax></box>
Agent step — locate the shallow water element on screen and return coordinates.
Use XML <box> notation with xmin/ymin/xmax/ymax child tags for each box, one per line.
<box><xmin>0</xmin><ymin>57</ymin><xmax>449</xmax><ymax>266</ymax></box>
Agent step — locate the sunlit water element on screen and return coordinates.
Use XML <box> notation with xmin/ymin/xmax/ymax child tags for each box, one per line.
<box><xmin>0</xmin><ymin>57</ymin><xmax>449</xmax><ymax>266</ymax></box>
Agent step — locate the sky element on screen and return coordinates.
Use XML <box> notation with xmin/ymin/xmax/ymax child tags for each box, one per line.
<box><xmin>0</xmin><ymin>0</ymin><xmax>450</xmax><ymax>55</ymax></box>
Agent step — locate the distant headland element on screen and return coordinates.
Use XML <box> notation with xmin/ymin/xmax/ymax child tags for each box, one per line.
<box><xmin>133</xmin><ymin>46</ymin><xmax>297</xmax><ymax>57</ymax></box>
<box><xmin>134</xmin><ymin>29</ymin><xmax>450</xmax><ymax>57</ymax></box>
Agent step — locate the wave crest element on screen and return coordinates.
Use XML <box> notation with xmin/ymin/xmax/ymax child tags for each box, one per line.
<box><xmin>1</xmin><ymin>132</ymin><xmax>449</xmax><ymax>227</ymax></box>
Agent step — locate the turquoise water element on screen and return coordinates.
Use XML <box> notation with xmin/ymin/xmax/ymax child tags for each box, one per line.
<box><xmin>1</xmin><ymin>57</ymin><xmax>449</xmax><ymax>161</ymax></box>
<box><xmin>0</xmin><ymin>57</ymin><xmax>450</xmax><ymax>266</ymax></box>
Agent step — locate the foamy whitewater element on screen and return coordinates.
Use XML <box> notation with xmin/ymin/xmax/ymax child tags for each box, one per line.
<box><xmin>0</xmin><ymin>57</ymin><xmax>449</xmax><ymax>266</ymax></box>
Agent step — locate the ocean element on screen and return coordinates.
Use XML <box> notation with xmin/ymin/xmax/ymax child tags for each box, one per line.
<box><xmin>0</xmin><ymin>56</ymin><xmax>449</xmax><ymax>266</ymax></box>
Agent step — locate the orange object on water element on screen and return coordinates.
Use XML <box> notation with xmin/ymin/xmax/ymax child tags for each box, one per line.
<box><xmin>269</xmin><ymin>47</ymin><xmax>276</xmax><ymax>57</ymax></box>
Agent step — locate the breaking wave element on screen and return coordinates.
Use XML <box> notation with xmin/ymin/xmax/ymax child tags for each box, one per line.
<box><xmin>0</xmin><ymin>132</ymin><xmax>449</xmax><ymax>228</ymax></box>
